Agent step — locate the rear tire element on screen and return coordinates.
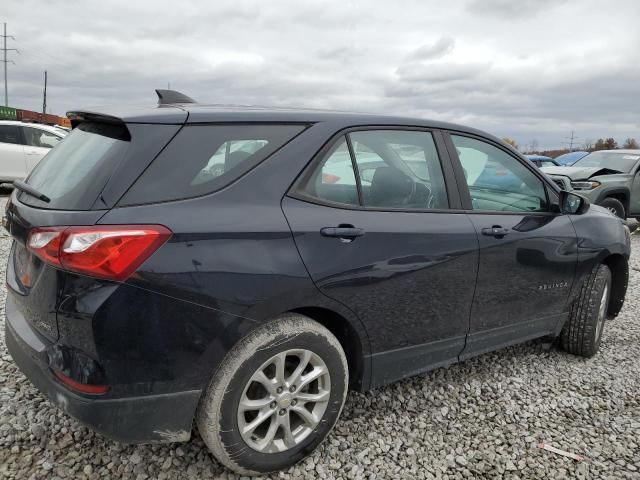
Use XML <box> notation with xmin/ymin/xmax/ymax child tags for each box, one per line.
<box><xmin>599</xmin><ymin>197</ymin><xmax>625</xmax><ymax>219</ymax></box>
<box><xmin>196</xmin><ymin>313</ymin><xmax>348</xmax><ymax>475</ymax></box>
<box><xmin>561</xmin><ymin>264</ymin><xmax>611</xmax><ymax>357</ymax></box>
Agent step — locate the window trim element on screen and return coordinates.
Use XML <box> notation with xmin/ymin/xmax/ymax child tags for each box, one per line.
<box><xmin>442</xmin><ymin>130</ymin><xmax>560</xmax><ymax>216</ymax></box>
<box><xmin>288</xmin><ymin>125</ymin><xmax>462</xmax><ymax>213</ymax></box>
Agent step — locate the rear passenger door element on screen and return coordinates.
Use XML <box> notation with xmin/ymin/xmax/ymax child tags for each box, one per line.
<box><xmin>283</xmin><ymin>128</ymin><xmax>479</xmax><ymax>386</ymax></box>
<box><xmin>443</xmin><ymin>133</ymin><xmax>578</xmax><ymax>359</ymax></box>
<box><xmin>0</xmin><ymin>124</ymin><xmax>27</xmax><ymax>180</ymax></box>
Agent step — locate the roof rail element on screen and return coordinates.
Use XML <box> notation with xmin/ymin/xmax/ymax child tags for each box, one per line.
<box><xmin>155</xmin><ymin>89</ymin><xmax>197</xmax><ymax>105</ymax></box>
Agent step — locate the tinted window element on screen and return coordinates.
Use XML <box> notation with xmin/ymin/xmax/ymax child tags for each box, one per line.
<box><xmin>298</xmin><ymin>137</ymin><xmax>359</xmax><ymax>206</ymax></box>
<box><xmin>350</xmin><ymin>130</ymin><xmax>448</xmax><ymax>209</ymax></box>
<box><xmin>0</xmin><ymin>125</ymin><xmax>21</xmax><ymax>145</ymax></box>
<box><xmin>23</xmin><ymin>127</ymin><xmax>62</xmax><ymax>148</ymax></box>
<box><xmin>121</xmin><ymin>124</ymin><xmax>304</xmax><ymax>205</ymax></box>
<box><xmin>22</xmin><ymin>122</ymin><xmax>131</xmax><ymax>210</ymax></box>
<box><xmin>452</xmin><ymin>135</ymin><xmax>547</xmax><ymax>212</ymax></box>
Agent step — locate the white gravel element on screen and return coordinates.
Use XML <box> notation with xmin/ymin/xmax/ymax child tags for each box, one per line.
<box><xmin>1</xmin><ymin>197</ymin><xmax>639</xmax><ymax>479</ymax></box>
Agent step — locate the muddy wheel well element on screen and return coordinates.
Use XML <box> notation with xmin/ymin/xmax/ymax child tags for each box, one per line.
<box><xmin>292</xmin><ymin>307</ymin><xmax>365</xmax><ymax>390</ymax></box>
<box><xmin>603</xmin><ymin>254</ymin><xmax>628</xmax><ymax>318</ymax></box>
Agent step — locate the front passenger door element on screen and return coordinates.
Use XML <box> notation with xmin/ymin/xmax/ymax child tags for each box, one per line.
<box><xmin>446</xmin><ymin>133</ymin><xmax>578</xmax><ymax>359</ymax></box>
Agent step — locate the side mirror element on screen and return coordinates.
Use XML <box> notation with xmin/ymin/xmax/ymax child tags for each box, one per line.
<box><xmin>559</xmin><ymin>190</ymin><xmax>590</xmax><ymax>215</ymax></box>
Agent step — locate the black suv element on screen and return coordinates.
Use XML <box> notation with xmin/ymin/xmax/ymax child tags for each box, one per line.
<box><xmin>5</xmin><ymin>91</ymin><xmax>630</xmax><ymax>474</ymax></box>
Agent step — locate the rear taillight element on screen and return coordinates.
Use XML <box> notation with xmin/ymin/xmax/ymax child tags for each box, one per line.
<box><xmin>27</xmin><ymin>225</ymin><xmax>171</xmax><ymax>281</ymax></box>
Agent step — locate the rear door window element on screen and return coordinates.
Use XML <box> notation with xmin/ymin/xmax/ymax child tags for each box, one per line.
<box><xmin>295</xmin><ymin>129</ymin><xmax>449</xmax><ymax>210</ymax></box>
<box><xmin>350</xmin><ymin>130</ymin><xmax>448</xmax><ymax>209</ymax></box>
<box><xmin>296</xmin><ymin>137</ymin><xmax>359</xmax><ymax>206</ymax></box>
<box><xmin>120</xmin><ymin>124</ymin><xmax>305</xmax><ymax>205</ymax></box>
<box><xmin>0</xmin><ymin>125</ymin><xmax>21</xmax><ymax>145</ymax></box>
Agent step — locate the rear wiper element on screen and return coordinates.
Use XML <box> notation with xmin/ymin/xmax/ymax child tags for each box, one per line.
<box><xmin>13</xmin><ymin>180</ymin><xmax>51</xmax><ymax>203</ymax></box>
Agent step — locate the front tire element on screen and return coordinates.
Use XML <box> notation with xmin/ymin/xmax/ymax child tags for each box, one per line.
<box><xmin>599</xmin><ymin>197</ymin><xmax>625</xmax><ymax>219</ymax></box>
<box><xmin>196</xmin><ymin>314</ymin><xmax>348</xmax><ymax>475</ymax></box>
<box><xmin>561</xmin><ymin>264</ymin><xmax>611</xmax><ymax>357</ymax></box>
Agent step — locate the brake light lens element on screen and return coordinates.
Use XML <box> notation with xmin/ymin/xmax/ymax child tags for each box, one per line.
<box><xmin>53</xmin><ymin>370</ymin><xmax>108</xmax><ymax>395</ymax></box>
<box><xmin>27</xmin><ymin>225</ymin><xmax>171</xmax><ymax>281</ymax></box>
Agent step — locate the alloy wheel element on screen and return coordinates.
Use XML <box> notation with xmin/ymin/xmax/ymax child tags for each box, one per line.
<box><xmin>237</xmin><ymin>349</ymin><xmax>331</xmax><ymax>453</ymax></box>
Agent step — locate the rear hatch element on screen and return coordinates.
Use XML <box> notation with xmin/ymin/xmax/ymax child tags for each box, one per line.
<box><xmin>5</xmin><ymin>115</ymin><xmax>184</xmax><ymax>340</ymax></box>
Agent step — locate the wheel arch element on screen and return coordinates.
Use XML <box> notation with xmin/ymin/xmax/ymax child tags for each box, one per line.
<box><xmin>291</xmin><ymin>306</ymin><xmax>370</xmax><ymax>391</ymax></box>
<box><xmin>596</xmin><ymin>187</ymin><xmax>630</xmax><ymax>214</ymax></box>
<box><xmin>602</xmin><ymin>253</ymin><xmax>629</xmax><ymax>318</ymax></box>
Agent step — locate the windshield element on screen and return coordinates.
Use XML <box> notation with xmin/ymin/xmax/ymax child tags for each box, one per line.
<box><xmin>573</xmin><ymin>151</ymin><xmax>640</xmax><ymax>173</ymax></box>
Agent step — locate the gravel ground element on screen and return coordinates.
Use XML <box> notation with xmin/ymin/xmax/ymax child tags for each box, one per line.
<box><xmin>0</xmin><ymin>200</ymin><xmax>639</xmax><ymax>479</ymax></box>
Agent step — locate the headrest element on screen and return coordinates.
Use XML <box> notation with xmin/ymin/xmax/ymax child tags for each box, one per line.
<box><xmin>368</xmin><ymin>166</ymin><xmax>413</xmax><ymax>207</ymax></box>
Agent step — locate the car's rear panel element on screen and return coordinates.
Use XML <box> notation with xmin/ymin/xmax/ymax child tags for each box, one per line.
<box><xmin>5</xmin><ymin>199</ymin><xmax>107</xmax><ymax>341</ymax></box>
<box><xmin>4</xmin><ymin>108</ymin><xmax>328</xmax><ymax>442</ymax></box>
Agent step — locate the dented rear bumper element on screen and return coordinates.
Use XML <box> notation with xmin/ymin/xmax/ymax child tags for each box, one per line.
<box><xmin>5</xmin><ymin>300</ymin><xmax>200</xmax><ymax>444</ymax></box>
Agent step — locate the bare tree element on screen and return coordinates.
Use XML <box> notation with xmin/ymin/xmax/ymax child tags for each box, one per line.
<box><xmin>623</xmin><ymin>138</ymin><xmax>639</xmax><ymax>149</ymax></box>
<box><xmin>604</xmin><ymin>138</ymin><xmax>618</xmax><ymax>149</ymax></box>
<box><xmin>582</xmin><ymin>139</ymin><xmax>594</xmax><ymax>151</ymax></box>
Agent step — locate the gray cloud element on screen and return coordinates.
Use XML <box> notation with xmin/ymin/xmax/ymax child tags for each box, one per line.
<box><xmin>2</xmin><ymin>0</ymin><xmax>640</xmax><ymax>149</ymax></box>
<box><xmin>409</xmin><ymin>37</ymin><xmax>455</xmax><ymax>61</ymax></box>
<box><xmin>466</xmin><ymin>0</ymin><xmax>567</xmax><ymax>19</ymax></box>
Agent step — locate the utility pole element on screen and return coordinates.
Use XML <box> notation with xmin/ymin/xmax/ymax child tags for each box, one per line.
<box><xmin>563</xmin><ymin>131</ymin><xmax>579</xmax><ymax>152</ymax></box>
<box><xmin>1</xmin><ymin>23</ymin><xmax>19</xmax><ymax>106</ymax></box>
<box><xmin>42</xmin><ymin>70</ymin><xmax>47</xmax><ymax>114</ymax></box>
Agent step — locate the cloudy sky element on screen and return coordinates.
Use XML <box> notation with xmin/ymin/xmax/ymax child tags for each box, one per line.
<box><xmin>3</xmin><ymin>0</ymin><xmax>640</xmax><ymax>149</ymax></box>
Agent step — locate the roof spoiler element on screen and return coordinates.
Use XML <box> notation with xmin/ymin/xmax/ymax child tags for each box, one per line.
<box><xmin>66</xmin><ymin>111</ymin><xmax>125</xmax><ymax>129</ymax></box>
<box><xmin>155</xmin><ymin>89</ymin><xmax>197</xmax><ymax>105</ymax></box>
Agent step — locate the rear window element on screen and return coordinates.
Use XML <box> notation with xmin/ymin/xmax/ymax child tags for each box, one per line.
<box><xmin>120</xmin><ymin>124</ymin><xmax>305</xmax><ymax>205</ymax></box>
<box><xmin>21</xmin><ymin>122</ymin><xmax>131</xmax><ymax>210</ymax></box>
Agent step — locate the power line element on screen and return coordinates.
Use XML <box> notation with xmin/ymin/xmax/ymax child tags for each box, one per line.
<box><xmin>1</xmin><ymin>22</ymin><xmax>19</xmax><ymax>106</ymax></box>
<box><xmin>562</xmin><ymin>131</ymin><xmax>580</xmax><ymax>151</ymax></box>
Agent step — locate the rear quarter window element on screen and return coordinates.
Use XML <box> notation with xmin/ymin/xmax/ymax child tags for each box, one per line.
<box><xmin>119</xmin><ymin>124</ymin><xmax>305</xmax><ymax>206</ymax></box>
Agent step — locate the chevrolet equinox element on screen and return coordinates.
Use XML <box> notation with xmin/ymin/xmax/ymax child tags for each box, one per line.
<box><xmin>5</xmin><ymin>90</ymin><xmax>630</xmax><ymax>474</ymax></box>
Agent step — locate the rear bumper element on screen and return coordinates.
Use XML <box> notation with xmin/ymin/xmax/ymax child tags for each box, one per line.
<box><xmin>5</xmin><ymin>302</ymin><xmax>201</xmax><ymax>444</ymax></box>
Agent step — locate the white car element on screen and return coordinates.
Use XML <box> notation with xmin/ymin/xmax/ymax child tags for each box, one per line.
<box><xmin>0</xmin><ymin>120</ymin><xmax>67</xmax><ymax>182</ymax></box>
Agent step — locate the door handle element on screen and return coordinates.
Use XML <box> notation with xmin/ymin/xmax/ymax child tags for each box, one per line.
<box><xmin>481</xmin><ymin>225</ymin><xmax>510</xmax><ymax>238</ymax></box>
<box><xmin>320</xmin><ymin>224</ymin><xmax>365</xmax><ymax>241</ymax></box>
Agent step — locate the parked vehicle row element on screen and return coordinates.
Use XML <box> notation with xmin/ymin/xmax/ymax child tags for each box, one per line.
<box><xmin>542</xmin><ymin>149</ymin><xmax>640</xmax><ymax>220</ymax></box>
<box><xmin>4</xmin><ymin>91</ymin><xmax>631</xmax><ymax>475</ymax></box>
<box><xmin>554</xmin><ymin>150</ymin><xmax>589</xmax><ymax>166</ymax></box>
